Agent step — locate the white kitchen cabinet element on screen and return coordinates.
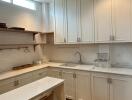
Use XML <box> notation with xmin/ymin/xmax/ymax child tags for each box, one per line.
<box><xmin>110</xmin><ymin>75</ymin><xmax>132</xmax><ymax>100</ymax></box>
<box><xmin>32</xmin><ymin>68</ymin><xmax>47</xmax><ymax>81</ymax></box>
<box><xmin>0</xmin><ymin>78</ymin><xmax>15</xmax><ymax>94</ymax></box>
<box><xmin>112</xmin><ymin>0</ymin><xmax>131</xmax><ymax>41</ymax></box>
<box><xmin>14</xmin><ymin>72</ymin><xmax>33</xmax><ymax>88</ymax></box>
<box><xmin>94</xmin><ymin>0</ymin><xmax>112</xmax><ymax>42</ymax></box>
<box><xmin>91</xmin><ymin>73</ymin><xmax>109</xmax><ymax>100</ymax></box>
<box><xmin>80</xmin><ymin>0</ymin><xmax>94</xmax><ymax>43</ymax></box>
<box><xmin>62</xmin><ymin>69</ymin><xmax>76</xmax><ymax>100</ymax></box>
<box><xmin>54</xmin><ymin>0</ymin><xmax>66</xmax><ymax>44</ymax></box>
<box><xmin>92</xmin><ymin>73</ymin><xmax>132</xmax><ymax>100</ymax></box>
<box><xmin>76</xmin><ymin>71</ymin><xmax>91</xmax><ymax>100</ymax></box>
<box><xmin>66</xmin><ymin>0</ymin><xmax>78</xmax><ymax>43</ymax></box>
<box><xmin>48</xmin><ymin>68</ymin><xmax>62</xmax><ymax>78</ymax></box>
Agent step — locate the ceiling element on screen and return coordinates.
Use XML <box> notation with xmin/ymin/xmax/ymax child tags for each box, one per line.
<box><xmin>34</xmin><ymin>0</ymin><xmax>53</xmax><ymax>3</ymax></box>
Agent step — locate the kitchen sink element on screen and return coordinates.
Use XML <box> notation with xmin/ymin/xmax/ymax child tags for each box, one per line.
<box><xmin>60</xmin><ymin>63</ymin><xmax>78</xmax><ymax>67</ymax></box>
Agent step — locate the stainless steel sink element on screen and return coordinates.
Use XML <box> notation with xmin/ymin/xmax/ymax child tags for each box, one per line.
<box><xmin>60</xmin><ymin>63</ymin><xmax>78</xmax><ymax>67</ymax></box>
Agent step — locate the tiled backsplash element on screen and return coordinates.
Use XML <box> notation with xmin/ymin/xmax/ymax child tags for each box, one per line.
<box><xmin>44</xmin><ymin>43</ymin><xmax>132</xmax><ymax>68</ymax></box>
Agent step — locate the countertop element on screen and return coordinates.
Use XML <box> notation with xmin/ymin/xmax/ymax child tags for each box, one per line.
<box><xmin>1</xmin><ymin>62</ymin><xmax>132</xmax><ymax>81</ymax></box>
<box><xmin>0</xmin><ymin>77</ymin><xmax>64</xmax><ymax>100</ymax></box>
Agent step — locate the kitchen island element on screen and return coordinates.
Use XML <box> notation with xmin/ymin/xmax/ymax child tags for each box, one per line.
<box><xmin>0</xmin><ymin>77</ymin><xmax>64</xmax><ymax>100</ymax></box>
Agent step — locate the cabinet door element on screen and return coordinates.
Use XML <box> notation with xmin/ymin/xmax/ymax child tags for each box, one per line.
<box><xmin>66</xmin><ymin>0</ymin><xmax>78</xmax><ymax>43</ymax></box>
<box><xmin>62</xmin><ymin>70</ymin><xmax>76</xmax><ymax>100</ymax></box>
<box><xmin>76</xmin><ymin>71</ymin><xmax>91</xmax><ymax>100</ymax></box>
<box><xmin>112</xmin><ymin>0</ymin><xmax>131</xmax><ymax>41</ymax></box>
<box><xmin>110</xmin><ymin>75</ymin><xmax>132</xmax><ymax>100</ymax></box>
<box><xmin>80</xmin><ymin>0</ymin><xmax>94</xmax><ymax>43</ymax></box>
<box><xmin>94</xmin><ymin>0</ymin><xmax>112</xmax><ymax>42</ymax></box>
<box><xmin>48</xmin><ymin>68</ymin><xmax>62</xmax><ymax>78</ymax></box>
<box><xmin>54</xmin><ymin>0</ymin><xmax>66</xmax><ymax>43</ymax></box>
<box><xmin>15</xmin><ymin>72</ymin><xmax>33</xmax><ymax>88</ymax></box>
<box><xmin>32</xmin><ymin>68</ymin><xmax>47</xmax><ymax>81</ymax></box>
<box><xmin>91</xmin><ymin>73</ymin><xmax>109</xmax><ymax>100</ymax></box>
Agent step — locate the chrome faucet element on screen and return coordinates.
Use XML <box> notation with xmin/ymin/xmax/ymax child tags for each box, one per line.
<box><xmin>74</xmin><ymin>51</ymin><xmax>83</xmax><ymax>64</ymax></box>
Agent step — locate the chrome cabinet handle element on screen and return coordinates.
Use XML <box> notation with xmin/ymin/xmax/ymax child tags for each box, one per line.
<box><xmin>110</xmin><ymin>35</ymin><xmax>115</xmax><ymax>41</ymax></box>
<box><xmin>14</xmin><ymin>80</ymin><xmax>19</xmax><ymax>86</ymax></box>
<box><xmin>107</xmin><ymin>78</ymin><xmax>112</xmax><ymax>84</ymax></box>
<box><xmin>77</xmin><ymin>37</ymin><xmax>81</xmax><ymax>42</ymax></box>
<box><xmin>64</xmin><ymin>38</ymin><xmax>66</xmax><ymax>43</ymax></box>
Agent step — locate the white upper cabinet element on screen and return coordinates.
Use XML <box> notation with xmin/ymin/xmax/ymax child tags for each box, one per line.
<box><xmin>54</xmin><ymin>0</ymin><xmax>66</xmax><ymax>44</ymax></box>
<box><xmin>94</xmin><ymin>0</ymin><xmax>112</xmax><ymax>42</ymax></box>
<box><xmin>66</xmin><ymin>0</ymin><xmax>78</xmax><ymax>43</ymax></box>
<box><xmin>112</xmin><ymin>0</ymin><xmax>131</xmax><ymax>41</ymax></box>
<box><xmin>80</xmin><ymin>0</ymin><xmax>94</xmax><ymax>43</ymax></box>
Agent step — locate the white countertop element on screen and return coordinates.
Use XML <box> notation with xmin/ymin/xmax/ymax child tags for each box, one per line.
<box><xmin>0</xmin><ymin>77</ymin><xmax>64</xmax><ymax>100</ymax></box>
<box><xmin>1</xmin><ymin>62</ymin><xmax>132</xmax><ymax>81</ymax></box>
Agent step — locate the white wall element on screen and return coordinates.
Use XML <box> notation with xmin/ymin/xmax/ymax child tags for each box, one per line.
<box><xmin>0</xmin><ymin>1</ymin><xmax>43</xmax><ymax>72</ymax></box>
<box><xmin>0</xmin><ymin>1</ymin><xmax>42</xmax><ymax>31</ymax></box>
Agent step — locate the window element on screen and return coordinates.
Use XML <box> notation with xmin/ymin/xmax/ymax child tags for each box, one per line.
<box><xmin>13</xmin><ymin>0</ymin><xmax>36</xmax><ymax>10</ymax></box>
<box><xmin>1</xmin><ymin>0</ymin><xmax>11</xmax><ymax>3</ymax></box>
<box><xmin>1</xmin><ymin>0</ymin><xmax>36</xmax><ymax>10</ymax></box>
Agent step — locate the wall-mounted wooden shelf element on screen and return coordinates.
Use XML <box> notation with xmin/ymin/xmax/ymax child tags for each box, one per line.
<box><xmin>0</xmin><ymin>28</ymin><xmax>41</xmax><ymax>34</ymax></box>
<box><xmin>39</xmin><ymin>32</ymin><xmax>54</xmax><ymax>35</ymax></box>
<box><xmin>0</xmin><ymin>28</ymin><xmax>54</xmax><ymax>35</ymax></box>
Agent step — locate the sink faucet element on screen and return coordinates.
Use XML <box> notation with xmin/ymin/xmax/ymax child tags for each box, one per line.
<box><xmin>74</xmin><ymin>51</ymin><xmax>83</xmax><ymax>64</ymax></box>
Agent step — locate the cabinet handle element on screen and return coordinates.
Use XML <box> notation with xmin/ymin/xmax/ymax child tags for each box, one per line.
<box><xmin>39</xmin><ymin>73</ymin><xmax>43</xmax><ymax>76</ymax></box>
<box><xmin>64</xmin><ymin>38</ymin><xmax>66</xmax><ymax>43</ymax></box>
<box><xmin>14</xmin><ymin>80</ymin><xmax>19</xmax><ymax>86</ymax></box>
<box><xmin>110</xmin><ymin>35</ymin><xmax>115</xmax><ymax>41</ymax></box>
<box><xmin>77</xmin><ymin>37</ymin><xmax>79</xmax><ymax>42</ymax></box>
<box><xmin>77</xmin><ymin>37</ymin><xmax>81</xmax><ymax>42</ymax></box>
<box><xmin>59</xmin><ymin>71</ymin><xmax>62</xmax><ymax>76</ymax></box>
<box><xmin>73</xmin><ymin>73</ymin><xmax>76</xmax><ymax>78</ymax></box>
<box><xmin>107</xmin><ymin>78</ymin><xmax>112</xmax><ymax>84</ymax></box>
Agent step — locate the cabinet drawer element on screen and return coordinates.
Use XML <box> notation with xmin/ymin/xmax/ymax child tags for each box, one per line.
<box><xmin>32</xmin><ymin>68</ymin><xmax>47</xmax><ymax>81</ymax></box>
<box><xmin>14</xmin><ymin>72</ymin><xmax>33</xmax><ymax>87</ymax></box>
<box><xmin>48</xmin><ymin>68</ymin><xmax>62</xmax><ymax>78</ymax></box>
<box><xmin>0</xmin><ymin>78</ymin><xmax>15</xmax><ymax>94</ymax></box>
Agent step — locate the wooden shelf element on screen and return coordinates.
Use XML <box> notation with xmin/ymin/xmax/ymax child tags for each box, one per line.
<box><xmin>0</xmin><ymin>28</ymin><xmax>43</xmax><ymax>34</ymax></box>
<box><xmin>40</xmin><ymin>32</ymin><xmax>54</xmax><ymax>35</ymax></box>
<box><xmin>0</xmin><ymin>43</ymin><xmax>37</xmax><ymax>46</ymax></box>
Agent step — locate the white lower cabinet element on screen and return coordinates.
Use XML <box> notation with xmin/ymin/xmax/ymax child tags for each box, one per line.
<box><xmin>48</xmin><ymin>67</ymin><xmax>62</xmax><ymax>78</ymax></box>
<box><xmin>48</xmin><ymin>68</ymin><xmax>91</xmax><ymax>100</ymax></box>
<box><xmin>92</xmin><ymin>73</ymin><xmax>132</xmax><ymax>100</ymax></box>
<box><xmin>76</xmin><ymin>71</ymin><xmax>91</xmax><ymax>100</ymax></box>
<box><xmin>32</xmin><ymin>68</ymin><xmax>47</xmax><ymax>81</ymax></box>
<box><xmin>109</xmin><ymin>75</ymin><xmax>132</xmax><ymax>100</ymax></box>
<box><xmin>62</xmin><ymin>69</ymin><xmax>76</xmax><ymax>100</ymax></box>
<box><xmin>0</xmin><ymin>68</ymin><xmax>47</xmax><ymax>94</ymax></box>
<box><xmin>91</xmin><ymin>73</ymin><xmax>109</xmax><ymax>100</ymax></box>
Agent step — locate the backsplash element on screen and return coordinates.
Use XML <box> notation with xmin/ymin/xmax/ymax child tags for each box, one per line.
<box><xmin>44</xmin><ymin>43</ymin><xmax>132</xmax><ymax>68</ymax></box>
